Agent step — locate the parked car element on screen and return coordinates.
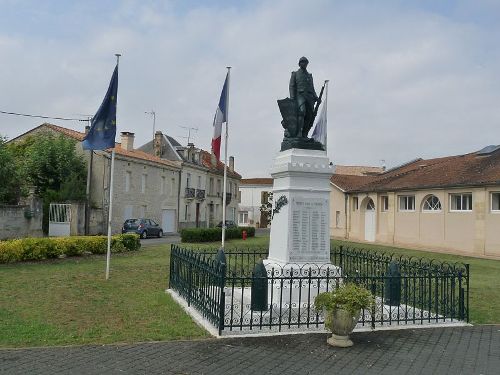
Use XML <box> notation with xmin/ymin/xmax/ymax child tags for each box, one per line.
<box><xmin>122</xmin><ymin>218</ymin><xmax>163</xmax><ymax>239</ymax></box>
<box><xmin>216</xmin><ymin>220</ymin><xmax>237</xmax><ymax>229</ymax></box>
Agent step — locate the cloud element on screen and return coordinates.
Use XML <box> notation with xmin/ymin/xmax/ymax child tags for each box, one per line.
<box><xmin>0</xmin><ymin>0</ymin><xmax>499</xmax><ymax>177</ymax></box>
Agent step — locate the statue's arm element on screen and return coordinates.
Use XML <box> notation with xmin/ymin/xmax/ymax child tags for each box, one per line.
<box><xmin>311</xmin><ymin>74</ymin><xmax>319</xmax><ymax>101</ymax></box>
<box><xmin>289</xmin><ymin>72</ymin><xmax>296</xmax><ymax>99</ymax></box>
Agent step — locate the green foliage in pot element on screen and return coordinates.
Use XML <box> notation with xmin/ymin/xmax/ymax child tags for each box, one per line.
<box><xmin>315</xmin><ymin>283</ymin><xmax>375</xmax><ymax>317</ymax></box>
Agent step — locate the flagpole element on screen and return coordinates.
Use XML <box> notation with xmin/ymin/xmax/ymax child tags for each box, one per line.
<box><xmin>324</xmin><ymin>80</ymin><xmax>329</xmax><ymax>152</ymax></box>
<box><xmin>105</xmin><ymin>53</ymin><xmax>121</xmax><ymax>280</ymax></box>
<box><xmin>221</xmin><ymin>66</ymin><xmax>231</xmax><ymax>250</ymax></box>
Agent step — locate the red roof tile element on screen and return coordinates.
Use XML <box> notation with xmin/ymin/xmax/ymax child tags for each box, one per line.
<box><xmin>200</xmin><ymin>150</ymin><xmax>241</xmax><ymax>179</ymax></box>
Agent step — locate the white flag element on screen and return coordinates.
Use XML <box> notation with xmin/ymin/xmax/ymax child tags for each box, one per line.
<box><xmin>312</xmin><ymin>81</ymin><xmax>328</xmax><ymax>150</ymax></box>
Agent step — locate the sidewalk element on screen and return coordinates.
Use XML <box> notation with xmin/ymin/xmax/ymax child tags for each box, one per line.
<box><xmin>1</xmin><ymin>325</ymin><xmax>499</xmax><ymax>374</ymax></box>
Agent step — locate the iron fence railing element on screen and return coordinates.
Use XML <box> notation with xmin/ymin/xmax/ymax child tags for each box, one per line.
<box><xmin>168</xmin><ymin>245</ymin><xmax>470</xmax><ymax>335</ymax></box>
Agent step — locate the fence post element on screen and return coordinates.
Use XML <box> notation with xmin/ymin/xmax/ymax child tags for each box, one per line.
<box><xmin>465</xmin><ymin>264</ymin><xmax>470</xmax><ymax>322</ymax></box>
<box><xmin>371</xmin><ymin>278</ymin><xmax>376</xmax><ymax>329</ymax></box>
<box><xmin>384</xmin><ymin>261</ymin><xmax>401</xmax><ymax>306</ymax></box>
<box><xmin>217</xmin><ymin>249</ymin><xmax>227</xmax><ymax>335</ymax></box>
<box><xmin>187</xmin><ymin>261</ymin><xmax>193</xmax><ymax>307</ymax></box>
<box><xmin>458</xmin><ymin>270</ymin><xmax>464</xmax><ymax>321</ymax></box>
<box><xmin>251</xmin><ymin>260</ymin><xmax>268</xmax><ymax>311</ymax></box>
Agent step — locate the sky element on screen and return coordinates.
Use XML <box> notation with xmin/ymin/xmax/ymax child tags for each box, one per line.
<box><xmin>0</xmin><ymin>0</ymin><xmax>499</xmax><ymax>177</ymax></box>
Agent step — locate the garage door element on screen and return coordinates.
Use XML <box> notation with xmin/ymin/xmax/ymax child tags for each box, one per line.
<box><xmin>162</xmin><ymin>209</ymin><xmax>176</xmax><ymax>233</ymax></box>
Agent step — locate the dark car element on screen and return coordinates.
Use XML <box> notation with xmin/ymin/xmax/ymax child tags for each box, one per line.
<box><xmin>122</xmin><ymin>218</ymin><xmax>163</xmax><ymax>239</ymax></box>
<box><xmin>216</xmin><ymin>220</ymin><xmax>237</xmax><ymax>229</ymax></box>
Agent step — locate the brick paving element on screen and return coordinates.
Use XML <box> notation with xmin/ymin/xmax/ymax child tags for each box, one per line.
<box><xmin>1</xmin><ymin>325</ymin><xmax>499</xmax><ymax>374</ymax></box>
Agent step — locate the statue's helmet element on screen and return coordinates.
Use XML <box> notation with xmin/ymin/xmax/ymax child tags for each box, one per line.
<box><xmin>298</xmin><ymin>56</ymin><xmax>309</xmax><ymax>64</ymax></box>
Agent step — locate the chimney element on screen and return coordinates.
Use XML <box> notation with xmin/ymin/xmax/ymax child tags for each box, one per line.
<box><xmin>120</xmin><ymin>132</ymin><xmax>135</xmax><ymax>151</ymax></box>
<box><xmin>229</xmin><ymin>156</ymin><xmax>234</xmax><ymax>172</ymax></box>
<box><xmin>154</xmin><ymin>131</ymin><xmax>163</xmax><ymax>157</ymax></box>
<box><xmin>85</xmin><ymin>125</ymin><xmax>90</xmax><ymax>134</ymax></box>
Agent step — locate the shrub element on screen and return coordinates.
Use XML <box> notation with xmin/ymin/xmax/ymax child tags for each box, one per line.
<box><xmin>0</xmin><ymin>234</ymin><xmax>141</xmax><ymax>264</ymax></box>
<box><xmin>180</xmin><ymin>226</ymin><xmax>255</xmax><ymax>243</ymax></box>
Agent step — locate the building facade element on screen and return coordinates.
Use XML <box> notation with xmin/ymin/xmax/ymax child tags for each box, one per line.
<box><xmin>238</xmin><ymin>178</ymin><xmax>273</xmax><ymax>227</ymax></box>
<box><xmin>330</xmin><ymin>148</ymin><xmax>500</xmax><ymax>259</ymax></box>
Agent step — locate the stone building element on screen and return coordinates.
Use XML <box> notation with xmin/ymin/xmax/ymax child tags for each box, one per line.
<box><xmin>330</xmin><ymin>147</ymin><xmax>500</xmax><ymax>259</ymax></box>
<box><xmin>9</xmin><ymin>123</ymin><xmax>181</xmax><ymax>235</ymax></box>
<box><xmin>138</xmin><ymin>131</ymin><xmax>241</xmax><ymax>229</ymax></box>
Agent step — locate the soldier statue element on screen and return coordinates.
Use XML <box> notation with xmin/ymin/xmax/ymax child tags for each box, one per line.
<box><xmin>278</xmin><ymin>57</ymin><xmax>325</xmax><ymax>151</ymax></box>
<box><xmin>289</xmin><ymin>56</ymin><xmax>321</xmax><ymax>138</ymax></box>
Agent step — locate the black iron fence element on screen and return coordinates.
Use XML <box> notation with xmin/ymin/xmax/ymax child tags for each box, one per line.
<box><xmin>169</xmin><ymin>245</ymin><xmax>470</xmax><ymax>335</ymax></box>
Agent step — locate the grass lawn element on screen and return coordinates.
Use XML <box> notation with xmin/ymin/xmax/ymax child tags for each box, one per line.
<box><xmin>333</xmin><ymin>239</ymin><xmax>500</xmax><ymax>325</ymax></box>
<box><xmin>0</xmin><ymin>236</ymin><xmax>268</xmax><ymax>348</ymax></box>
<box><xmin>1</xmin><ymin>234</ymin><xmax>498</xmax><ymax>348</ymax></box>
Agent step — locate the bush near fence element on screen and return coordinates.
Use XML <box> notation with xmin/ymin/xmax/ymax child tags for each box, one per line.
<box><xmin>0</xmin><ymin>234</ymin><xmax>141</xmax><ymax>264</ymax></box>
<box><xmin>180</xmin><ymin>227</ymin><xmax>255</xmax><ymax>243</ymax></box>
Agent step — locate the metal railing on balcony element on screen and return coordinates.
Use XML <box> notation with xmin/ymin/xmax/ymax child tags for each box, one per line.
<box><xmin>196</xmin><ymin>189</ymin><xmax>205</xmax><ymax>200</ymax></box>
<box><xmin>185</xmin><ymin>187</ymin><xmax>195</xmax><ymax>199</ymax></box>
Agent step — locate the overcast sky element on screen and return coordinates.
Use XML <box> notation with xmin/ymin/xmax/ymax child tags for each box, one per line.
<box><xmin>1</xmin><ymin>0</ymin><xmax>499</xmax><ymax>177</ymax></box>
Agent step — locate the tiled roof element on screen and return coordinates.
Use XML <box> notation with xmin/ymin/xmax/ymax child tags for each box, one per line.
<box><xmin>15</xmin><ymin>123</ymin><xmax>180</xmax><ymax>169</ymax></box>
<box><xmin>334</xmin><ymin>165</ymin><xmax>384</xmax><ymax>176</ymax></box>
<box><xmin>241</xmin><ymin>178</ymin><xmax>273</xmax><ymax>185</ymax></box>
<box><xmin>334</xmin><ymin>149</ymin><xmax>500</xmax><ymax>193</ymax></box>
<box><xmin>331</xmin><ymin>174</ymin><xmax>378</xmax><ymax>192</ymax></box>
<box><xmin>200</xmin><ymin>150</ymin><xmax>241</xmax><ymax>179</ymax></box>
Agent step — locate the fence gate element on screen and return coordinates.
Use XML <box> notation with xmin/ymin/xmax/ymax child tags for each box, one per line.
<box><xmin>48</xmin><ymin>203</ymin><xmax>72</xmax><ymax>237</ymax></box>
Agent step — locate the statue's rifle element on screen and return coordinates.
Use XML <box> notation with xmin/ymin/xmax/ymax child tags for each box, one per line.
<box><xmin>311</xmin><ymin>82</ymin><xmax>326</xmax><ymax>125</ymax></box>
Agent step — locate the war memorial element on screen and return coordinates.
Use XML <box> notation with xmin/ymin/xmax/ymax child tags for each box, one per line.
<box><xmin>167</xmin><ymin>58</ymin><xmax>470</xmax><ymax>338</ymax></box>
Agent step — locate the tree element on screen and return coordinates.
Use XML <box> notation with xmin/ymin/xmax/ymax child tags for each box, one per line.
<box><xmin>13</xmin><ymin>133</ymin><xmax>87</xmax><ymax>233</ymax></box>
<box><xmin>0</xmin><ymin>135</ymin><xmax>22</xmax><ymax>204</ymax></box>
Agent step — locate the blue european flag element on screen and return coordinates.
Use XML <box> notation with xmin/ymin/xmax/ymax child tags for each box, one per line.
<box><xmin>82</xmin><ymin>65</ymin><xmax>118</xmax><ymax>150</ymax></box>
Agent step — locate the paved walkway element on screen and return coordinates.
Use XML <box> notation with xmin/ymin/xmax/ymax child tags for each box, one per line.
<box><xmin>1</xmin><ymin>325</ymin><xmax>499</xmax><ymax>374</ymax></box>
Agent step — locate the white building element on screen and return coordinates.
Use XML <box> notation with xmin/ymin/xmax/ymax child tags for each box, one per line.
<box><xmin>238</xmin><ymin>178</ymin><xmax>273</xmax><ymax>227</ymax></box>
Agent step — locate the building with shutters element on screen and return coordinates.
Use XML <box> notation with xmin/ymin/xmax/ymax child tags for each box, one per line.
<box><xmin>238</xmin><ymin>178</ymin><xmax>273</xmax><ymax>227</ymax></box>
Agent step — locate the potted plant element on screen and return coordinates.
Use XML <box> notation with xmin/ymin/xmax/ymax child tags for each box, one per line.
<box><xmin>315</xmin><ymin>283</ymin><xmax>374</xmax><ymax>347</ymax></box>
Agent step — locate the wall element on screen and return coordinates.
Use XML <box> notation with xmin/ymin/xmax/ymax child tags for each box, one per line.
<box><xmin>329</xmin><ymin>185</ymin><xmax>347</xmax><ymax>237</ymax></box>
<box><xmin>333</xmin><ymin>186</ymin><xmax>500</xmax><ymax>259</ymax></box>
<box><xmin>0</xmin><ymin>204</ymin><xmax>43</xmax><ymax>240</ymax></box>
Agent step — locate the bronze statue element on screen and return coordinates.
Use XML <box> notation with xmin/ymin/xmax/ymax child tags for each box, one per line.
<box><xmin>278</xmin><ymin>57</ymin><xmax>325</xmax><ymax>151</ymax></box>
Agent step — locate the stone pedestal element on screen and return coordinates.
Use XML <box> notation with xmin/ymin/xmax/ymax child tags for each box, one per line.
<box><xmin>267</xmin><ymin>148</ymin><xmax>333</xmax><ymax>265</ymax></box>
<box><xmin>264</xmin><ymin>148</ymin><xmax>338</xmax><ymax>305</ymax></box>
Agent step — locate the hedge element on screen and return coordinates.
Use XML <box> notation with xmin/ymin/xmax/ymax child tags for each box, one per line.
<box><xmin>0</xmin><ymin>234</ymin><xmax>141</xmax><ymax>264</ymax></box>
<box><xmin>181</xmin><ymin>226</ymin><xmax>255</xmax><ymax>243</ymax></box>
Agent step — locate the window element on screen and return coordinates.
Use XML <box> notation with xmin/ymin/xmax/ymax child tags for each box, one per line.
<box><xmin>492</xmin><ymin>193</ymin><xmax>500</xmax><ymax>212</ymax></box>
<box><xmin>450</xmin><ymin>193</ymin><xmax>472</xmax><ymax>211</ymax></box>
<box><xmin>381</xmin><ymin>196</ymin><xmax>389</xmax><ymax>212</ymax></box>
<box><xmin>141</xmin><ymin>174</ymin><xmax>147</xmax><ymax>193</ymax></box>
<box><xmin>186</xmin><ymin>173</ymin><xmax>191</xmax><ymax>188</ymax></box>
<box><xmin>184</xmin><ymin>204</ymin><xmax>189</xmax><ymax>221</ymax></box>
<box><xmin>171</xmin><ymin>178</ymin><xmax>176</xmax><ymax>196</ymax></box>
<box><xmin>423</xmin><ymin>195</ymin><xmax>442</xmax><ymax>211</ymax></box>
<box><xmin>352</xmin><ymin>197</ymin><xmax>358</xmax><ymax>211</ymax></box>
<box><xmin>239</xmin><ymin>211</ymin><xmax>249</xmax><ymax>224</ymax></box>
<box><xmin>399</xmin><ymin>195</ymin><xmax>415</xmax><ymax>211</ymax></box>
<box><xmin>125</xmin><ymin>171</ymin><xmax>131</xmax><ymax>192</ymax></box>
<box><xmin>161</xmin><ymin>176</ymin><xmax>166</xmax><ymax>194</ymax></box>
<box><xmin>217</xmin><ymin>179</ymin><xmax>222</xmax><ymax>196</ymax></box>
<box><xmin>197</xmin><ymin>176</ymin><xmax>202</xmax><ymax>189</ymax></box>
<box><xmin>209</xmin><ymin>178</ymin><xmax>214</xmax><ymax>195</ymax></box>
<box><xmin>335</xmin><ymin>211</ymin><xmax>341</xmax><ymax>227</ymax></box>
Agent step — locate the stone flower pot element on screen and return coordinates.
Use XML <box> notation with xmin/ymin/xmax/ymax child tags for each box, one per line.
<box><xmin>326</xmin><ymin>308</ymin><xmax>361</xmax><ymax>347</ymax></box>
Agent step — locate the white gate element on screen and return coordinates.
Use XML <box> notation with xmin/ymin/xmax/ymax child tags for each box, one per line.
<box><xmin>162</xmin><ymin>209</ymin><xmax>176</xmax><ymax>233</ymax></box>
<box><xmin>49</xmin><ymin>203</ymin><xmax>72</xmax><ymax>237</ymax></box>
<box><xmin>364</xmin><ymin>199</ymin><xmax>376</xmax><ymax>242</ymax></box>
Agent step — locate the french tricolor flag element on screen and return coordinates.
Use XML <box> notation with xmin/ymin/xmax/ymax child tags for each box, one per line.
<box><xmin>211</xmin><ymin>73</ymin><xmax>228</xmax><ymax>160</ymax></box>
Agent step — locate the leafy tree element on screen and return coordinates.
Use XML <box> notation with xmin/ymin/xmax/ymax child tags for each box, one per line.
<box><xmin>14</xmin><ymin>133</ymin><xmax>87</xmax><ymax>233</ymax></box>
<box><xmin>0</xmin><ymin>135</ymin><xmax>23</xmax><ymax>204</ymax></box>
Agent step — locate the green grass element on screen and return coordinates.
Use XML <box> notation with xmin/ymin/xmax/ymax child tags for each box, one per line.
<box><xmin>333</xmin><ymin>239</ymin><xmax>500</xmax><ymax>325</ymax></box>
<box><xmin>1</xmin><ymin>235</ymin><xmax>498</xmax><ymax>348</ymax></box>
<box><xmin>0</xmin><ymin>236</ymin><xmax>268</xmax><ymax>348</ymax></box>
